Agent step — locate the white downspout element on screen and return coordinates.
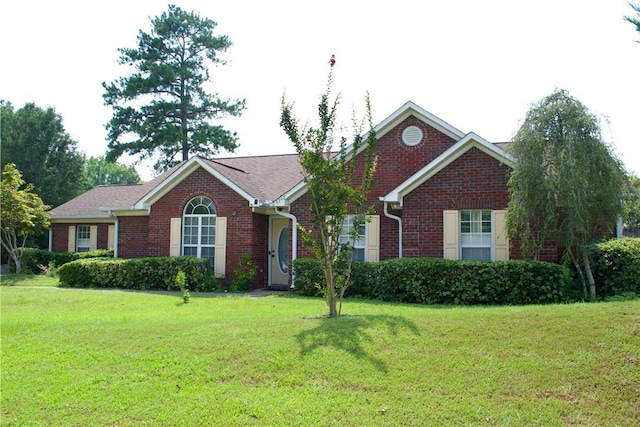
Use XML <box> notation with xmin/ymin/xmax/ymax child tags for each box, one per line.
<box><xmin>277</xmin><ymin>209</ymin><xmax>298</xmax><ymax>289</ymax></box>
<box><xmin>616</xmin><ymin>215</ymin><xmax>623</xmax><ymax>238</ymax></box>
<box><xmin>48</xmin><ymin>228</ymin><xmax>52</xmax><ymax>252</ymax></box>
<box><xmin>383</xmin><ymin>201</ymin><xmax>403</xmax><ymax>258</ymax></box>
<box><xmin>108</xmin><ymin>210</ymin><xmax>119</xmax><ymax>258</ymax></box>
<box><xmin>114</xmin><ymin>217</ymin><xmax>119</xmax><ymax>258</ymax></box>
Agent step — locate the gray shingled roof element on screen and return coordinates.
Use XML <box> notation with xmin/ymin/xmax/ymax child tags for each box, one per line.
<box><xmin>50</xmin><ymin>154</ymin><xmax>303</xmax><ymax>219</ymax></box>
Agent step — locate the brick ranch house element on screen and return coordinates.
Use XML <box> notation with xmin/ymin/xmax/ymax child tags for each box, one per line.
<box><xmin>49</xmin><ymin>101</ymin><xmax>559</xmax><ymax>289</ymax></box>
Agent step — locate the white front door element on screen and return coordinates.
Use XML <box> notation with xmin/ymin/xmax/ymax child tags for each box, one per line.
<box><xmin>270</xmin><ymin>217</ymin><xmax>290</xmax><ymax>286</ymax></box>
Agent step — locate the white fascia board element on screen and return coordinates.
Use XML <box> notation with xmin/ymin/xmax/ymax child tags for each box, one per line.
<box><xmin>374</xmin><ymin>101</ymin><xmax>466</xmax><ymax>141</ymax></box>
<box><xmin>342</xmin><ymin>101</ymin><xmax>468</xmax><ymax>163</ymax></box>
<box><xmin>278</xmin><ymin>178</ymin><xmax>307</xmax><ymax>206</ymax></box>
<box><xmin>279</xmin><ymin>102</ymin><xmax>470</xmax><ymax>205</ymax></box>
<box><xmin>381</xmin><ymin>132</ymin><xmax>514</xmax><ymax>206</ymax></box>
<box><xmin>98</xmin><ymin>207</ymin><xmax>150</xmax><ymax>216</ymax></box>
<box><xmin>50</xmin><ymin>216</ymin><xmax>116</xmax><ymax>223</ymax></box>
<box><xmin>134</xmin><ymin>157</ymin><xmax>255</xmax><ymax>208</ymax></box>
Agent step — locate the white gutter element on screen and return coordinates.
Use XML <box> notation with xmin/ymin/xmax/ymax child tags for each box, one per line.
<box><xmin>276</xmin><ymin>208</ymin><xmax>298</xmax><ymax>289</ymax></box>
<box><xmin>383</xmin><ymin>201</ymin><xmax>403</xmax><ymax>258</ymax></box>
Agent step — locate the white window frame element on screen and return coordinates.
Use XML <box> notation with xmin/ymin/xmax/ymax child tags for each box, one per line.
<box><xmin>338</xmin><ymin>215</ymin><xmax>366</xmax><ymax>262</ymax></box>
<box><xmin>460</xmin><ymin>209</ymin><xmax>492</xmax><ymax>261</ymax></box>
<box><xmin>182</xmin><ymin>196</ymin><xmax>216</xmax><ymax>268</ymax></box>
<box><xmin>76</xmin><ymin>225</ymin><xmax>91</xmax><ymax>252</ymax></box>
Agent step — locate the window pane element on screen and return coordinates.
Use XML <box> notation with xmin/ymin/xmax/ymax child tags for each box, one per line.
<box><xmin>460</xmin><ymin>210</ymin><xmax>492</xmax><ymax>260</ymax></box>
<box><xmin>353</xmin><ymin>248</ymin><xmax>365</xmax><ymax>262</ymax></box>
<box><xmin>461</xmin><ymin>247</ymin><xmax>491</xmax><ymax>261</ymax></box>
<box><xmin>77</xmin><ymin>225</ymin><xmax>90</xmax><ymax>252</ymax></box>
<box><xmin>339</xmin><ymin>215</ymin><xmax>365</xmax><ymax>250</ymax></box>
<box><xmin>200</xmin><ymin>247</ymin><xmax>214</xmax><ymax>268</ymax></box>
<box><xmin>183</xmin><ymin>196</ymin><xmax>216</xmax><ymax>268</ymax></box>
<box><xmin>277</xmin><ymin>227</ymin><xmax>290</xmax><ymax>274</ymax></box>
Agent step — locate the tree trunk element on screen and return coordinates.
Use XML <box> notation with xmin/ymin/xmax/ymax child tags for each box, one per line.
<box><xmin>11</xmin><ymin>252</ymin><xmax>22</xmax><ymax>274</ymax></box>
<box><xmin>325</xmin><ymin>259</ymin><xmax>338</xmax><ymax>317</ymax></box>
<box><xmin>569</xmin><ymin>250</ymin><xmax>588</xmax><ymax>300</ymax></box>
<box><xmin>582</xmin><ymin>251</ymin><xmax>597</xmax><ymax>301</ymax></box>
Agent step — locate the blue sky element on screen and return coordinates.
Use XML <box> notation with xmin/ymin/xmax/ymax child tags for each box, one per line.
<box><xmin>3</xmin><ymin>0</ymin><xmax>639</xmax><ymax>179</ymax></box>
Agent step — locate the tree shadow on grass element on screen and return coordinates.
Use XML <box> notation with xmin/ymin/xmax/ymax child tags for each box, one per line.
<box><xmin>296</xmin><ymin>314</ymin><xmax>421</xmax><ymax>373</ymax></box>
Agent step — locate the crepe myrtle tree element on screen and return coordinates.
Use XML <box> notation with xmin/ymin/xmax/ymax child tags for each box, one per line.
<box><xmin>280</xmin><ymin>55</ymin><xmax>377</xmax><ymax>317</ymax></box>
<box><xmin>103</xmin><ymin>4</ymin><xmax>245</xmax><ymax>173</ymax></box>
<box><xmin>506</xmin><ymin>89</ymin><xmax>626</xmax><ymax>301</ymax></box>
<box><xmin>0</xmin><ymin>164</ymin><xmax>50</xmax><ymax>274</ymax></box>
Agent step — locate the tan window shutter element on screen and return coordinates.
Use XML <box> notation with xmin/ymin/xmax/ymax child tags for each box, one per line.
<box><xmin>67</xmin><ymin>226</ymin><xmax>76</xmax><ymax>252</ymax></box>
<box><xmin>107</xmin><ymin>225</ymin><xmax>115</xmax><ymax>250</ymax></box>
<box><xmin>89</xmin><ymin>226</ymin><xmax>98</xmax><ymax>251</ymax></box>
<box><xmin>214</xmin><ymin>217</ymin><xmax>227</xmax><ymax>278</ymax></box>
<box><xmin>364</xmin><ymin>215</ymin><xmax>380</xmax><ymax>262</ymax></box>
<box><xmin>443</xmin><ymin>210</ymin><xmax>459</xmax><ymax>260</ymax></box>
<box><xmin>492</xmin><ymin>210</ymin><xmax>509</xmax><ymax>261</ymax></box>
<box><xmin>169</xmin><ymin>218</ymin><xmax>182</xmax><ymax>256</ymax></box>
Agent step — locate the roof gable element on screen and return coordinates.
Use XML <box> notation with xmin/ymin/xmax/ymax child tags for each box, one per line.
<box><xmin>381</xmin><ymin>132</ymin><xmax>514</xmax><ymax>207</ymax></box>
<box><xmin>136</xmin><ymin>155</ymin><xmax>304</xmax><ymax>208</ymax></box>
<box><xmin>373</xmin><ymin>101</ymin><xmax>466</xmax><ymax>142</ymax></box>
<box><xmin>279</xmin><ymin>101</ymin><xmax>471</xmax><ymax>206</ymax></box>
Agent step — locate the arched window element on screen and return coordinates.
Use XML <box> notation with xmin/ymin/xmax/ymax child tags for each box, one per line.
<box><xmin>183</xmin><ymin>196</ymin><xmax>216</xmax><ymax>268</ymax></box>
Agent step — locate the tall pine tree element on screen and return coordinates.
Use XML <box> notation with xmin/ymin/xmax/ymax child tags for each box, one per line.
<box><xmin>103</xmin><ymin>4</ymin><xmax>245</xmax><ymax>173</ymax></box>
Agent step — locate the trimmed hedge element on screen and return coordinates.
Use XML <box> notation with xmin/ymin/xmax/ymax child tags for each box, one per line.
<box><xmin>293</xmin><ymin>257</ymin><xmax>573</xmax><ymax>305</ymax></box>
<box><xmin>57</xmin><ymin>256</ymin><xmax>219</xmax><ymax>292</ymax></box>
<box><xmin>590</xmin><ymin>238</ymin><xmax>640</xmax><ymax>298</ymax></box>
<box><xmin>11</xmin><ymin>248</ymin><xmax>114</xmax><ymax>274</ymax></box>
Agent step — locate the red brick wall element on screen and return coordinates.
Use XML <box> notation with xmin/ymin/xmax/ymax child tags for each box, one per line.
<box><xmin>372</xmin><ymin>116</ymin><xmax>457</xmax><ymax>191</ymax></box>
<box><xmin>402</xmin><ymin>147</ymin><xmax>511</xmax><ymax>257</ymax></box>
<box><xmin>145</xmin><ymin>167</ymin><xmax>264</xmax><ymax>287</ymax></box>
<box><xmin>251</xmin><ymin>213</ymin><xmax>269</xmax><ymax>287</ymax></box>
<box><xmin>291</xmin><ymin>118</ymin><xmax>459</xmax><ymax>261</ymax></box>
<box><xmin>290</xmin><ymin>119</ymin><xmax>560</xmax><ymax>263</ymax></box>
<box><xmin>97</xmin><ymin>224</ymin><xmax>110</xmax><ymax>250</ymax></box>
<box><xmin>51</xmin><ymin>223</ymin><xmax>69</xmax><ymax>253</ymax></box>
<box><xmin>51</xmin><ymin>223</ymin><xmax>114</xmax><ymax>253</ymax></box>
<box><xmin>118</xmin><ymin>217</ymin><xmax>149</xmax><ymax>258</ymax></box>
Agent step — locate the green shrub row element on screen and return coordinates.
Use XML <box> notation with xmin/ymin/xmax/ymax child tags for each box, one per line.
<box><xmin>12</xmin><ymin>248</ymin><xmax>114</xmax><ymax>274</ymax></box>
<box><xmin>293</xmin><ymin>257</ymin><xmax>573</xmax><ymax>305</ymax></box>
<box><xmin>57</xmin><ymin>256</ymin><xmax>219</xmax><ymax>292</ymax></box>
<box><xmin>589</xmin><ymin>238</ymin><xmax>640</xmax><ymax>298</ymax></box>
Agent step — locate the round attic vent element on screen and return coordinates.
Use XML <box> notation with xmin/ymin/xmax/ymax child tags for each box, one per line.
<box><xmin>402</xmin><ymin>125</ymin><xmax>423</xmax><ymax>146</ymax></box>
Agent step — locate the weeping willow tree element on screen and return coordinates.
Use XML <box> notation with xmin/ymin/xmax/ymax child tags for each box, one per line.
<box><xmin>506</xmin><ymin>89</ymin><xmax>627</xmax><ymax>301</ymax></box>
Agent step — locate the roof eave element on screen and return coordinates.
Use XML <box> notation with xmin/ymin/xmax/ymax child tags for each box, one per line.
<box><xmin>381</xmin><ymin>132</ymin><xmax>514</xmax><ymax>207</ymax></box>
<box><xmin>134</xmin><ymin>157</ymin><xmax>257</xmax><ymax>209</ymax></box>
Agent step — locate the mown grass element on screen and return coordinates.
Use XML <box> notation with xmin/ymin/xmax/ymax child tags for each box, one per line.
<box><xmin>1</xmin><ymin>280</ymin><xmax>639</xmax><ymax>426</ymax></box>
<box><xmin>1</xmin><ymin>273</ymin><xmax>59</xmax><ymax>287</ymax></box>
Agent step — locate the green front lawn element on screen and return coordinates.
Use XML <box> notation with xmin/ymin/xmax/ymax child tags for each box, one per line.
<box><xmin>1</xmin><ymin>284</ymin><xmax>638</xmax><ymax>426</ymax></box>
<box><xmin>0</xmin><ymin>273</ymin><xmax>60</xmax><ymax>287</ymax></box>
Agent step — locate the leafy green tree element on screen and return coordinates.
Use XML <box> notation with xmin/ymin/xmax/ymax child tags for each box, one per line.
<box><xmin>84</xmin><ymin>156</ymin><xmax>141</xmax><ymax>190</ymax></box>
<box><xmin>506</xmin><ymin>89</ymin><xmax>627</xmax><ymax>301</ymax></box>
<box><xmin>280</xmin><ymin>57</ymin><xmax>377</xmax><ymax>317</ymax></box>
<box><xmin>625</xmin><ymin>3</ymin><xmax>640</xmax><ymax>39</ymax></box>
<box><xmin>103</xmin><ymin>4</ymin><xmax>245</xmax><ymax>173</ymax></box>
<box><xmin>0</xmin><ymin>164</ymin><xmax>50</xmax><ymax>274</ymax></box>
<box><xmin>0</xmin><ymin>101</ymin><xmax>85</xmax><ymax>208</ymax></box>
<box><xmin>623</xmin><ymin>174</ymin><xmax>640</xmax><ymax>233</ymax></box>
